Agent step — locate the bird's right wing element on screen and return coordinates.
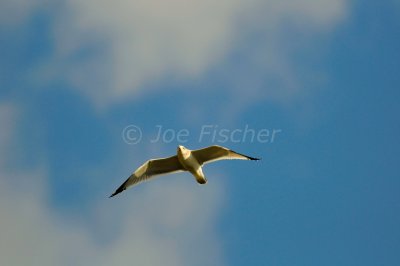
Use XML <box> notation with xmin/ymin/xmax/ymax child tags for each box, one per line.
<box><xmin>192</xmin><ymin>145</ymin><xmax>260</xmax><ymax>165</ymax></box>
<box><xmin>110</xmin><ymin>155</ymin><xmax>185</xmax><ymax>197</ymax></box>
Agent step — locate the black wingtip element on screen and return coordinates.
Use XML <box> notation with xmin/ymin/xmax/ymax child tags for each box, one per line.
<box><xmin>109</xmin><ymin>186</ymin><xmax>126</xmax><ymax>198</ymax></box>
<box><xmin>235</xmin><ymin>151</ymin><xmax>261</xmax><ymax>161</ymax></box>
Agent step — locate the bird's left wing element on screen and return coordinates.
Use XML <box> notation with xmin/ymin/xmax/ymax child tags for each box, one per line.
<box><xmin>192</xmin><ymin>145</ymin><xmax>260</xmax><ymax>165</ymax></box>
<box><xmin>110</xmin><ymin>155</ymin><xmax>185</xmax><ymax>197</ymax></box>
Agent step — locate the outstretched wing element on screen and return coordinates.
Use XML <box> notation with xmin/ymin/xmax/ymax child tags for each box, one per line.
<box><xmin>192</xmin><ymin>145</ymin><xmax>260</xmax><ymax>165</ymax></box>
<box><xmin>110</xmin><ymin>155</ymin><xmax>185</xmax><ymax>197</ymax></box>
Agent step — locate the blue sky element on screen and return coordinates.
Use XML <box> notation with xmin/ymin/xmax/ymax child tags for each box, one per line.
<box><xmin>1</xmin><ymin>0</ymin><xmax>399</xmax><ymax>265</ymax></box>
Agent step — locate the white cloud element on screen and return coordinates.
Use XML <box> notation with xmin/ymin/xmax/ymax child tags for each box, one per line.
<box><xmin>32</xmin><ymin>0</ymin><xmax>348</xmax><ymax>107</ymax></box>
<box><xmin>0</xmin><ymin>103</ymin><xmax>225</xmax><ymax>266</ymax></box>
<box><xmin>0</xmin><ymin>176</ymin><xmax>224</xmax><ymax>266</ymax></box>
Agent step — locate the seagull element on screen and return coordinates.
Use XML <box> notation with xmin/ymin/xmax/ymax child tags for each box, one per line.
<box><xmin>109</xmin><ymin>145</ymin><xmax>260</xmax><ymax>197</ymax></box>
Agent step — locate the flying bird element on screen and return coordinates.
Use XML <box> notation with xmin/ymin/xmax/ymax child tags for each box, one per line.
<box><xmin>109</xmin><ymin>145</ymin><xmax>260</xmax><ymax>197</ymax></box>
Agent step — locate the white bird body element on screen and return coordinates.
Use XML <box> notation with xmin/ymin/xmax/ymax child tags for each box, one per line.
<box><xmin>177</xmin><ymin>145</ymin><xmax>206</xmax><ymax>184</ymax></box>
<box><xmin>110</xmin><ymin>145</ymin><xmax>260</xmax><ymax>197</ymax></box>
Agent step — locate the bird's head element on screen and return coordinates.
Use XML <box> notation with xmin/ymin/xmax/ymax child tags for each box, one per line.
<box><xmin>177</xmin><ymin>145</ymin><xmax>186</xmax><ymax>152</ymax></box>
<box><xmin>177</xmin><ymin>145</ymin><xmax>190</xmax><ymax>158</ymax></box>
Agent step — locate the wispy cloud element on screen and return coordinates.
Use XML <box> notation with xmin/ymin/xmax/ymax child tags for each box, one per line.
<box><xmin>26</xmin><ymin>0</ymin><xmax>349</xmax><ymax>108</ymax></box>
